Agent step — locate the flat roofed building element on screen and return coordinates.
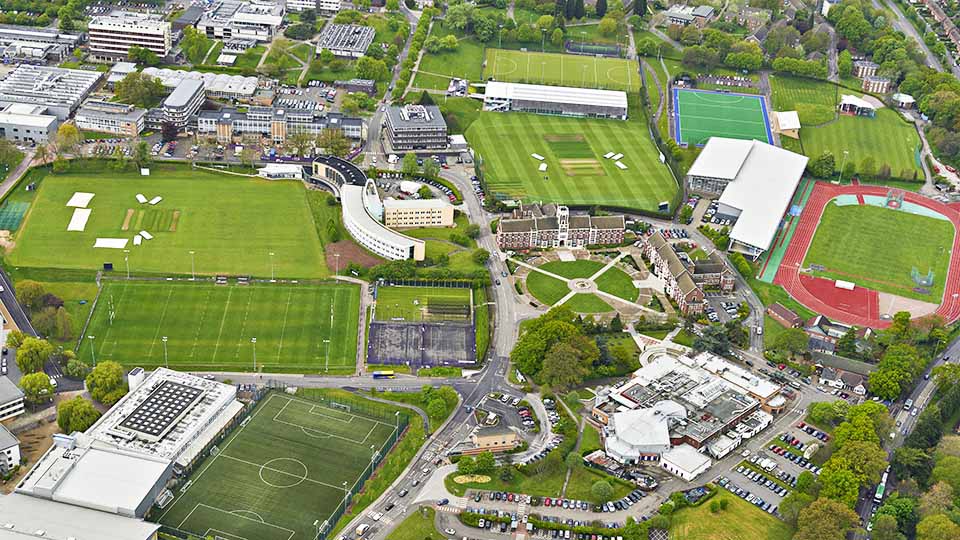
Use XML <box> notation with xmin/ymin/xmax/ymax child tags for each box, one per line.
<box><xmin>142</xmin><ymin>66</ymin><xmax>259</xmax><ymax>101</ymax></box>
<box><xmin>198</xmin><ymin>0</ymin><xmax>285</xmax><ymax>42</ymax></box>
<box><xmin>0</xmin><ymin>24</ymin><xmax>81</xmax><ymax>47</ymax></box>
<box><xmin>16</xmin><ymin>368</ymin><xmax>242</xmax><ymax>518</ymax></box>
<box><xmin>0</xmin><ymin>375</ymin><xmax>25</xmax><ymax>422</ymax></box>
<box><xmin>342</xmin><ymin>180</ymin><xmax>426</xmax><ymax>260</ymax></box>
<box><xmin>862</xmin><ymin>75</ymin><xmax>892</xmax><ymax>94</ymax></box>
<box><xmin>0</xmin><ymin>493</ymin><xmax>160</xmax><ymax>540</ymax></box>
<box><xmin>605</xmin><ymin>401</ymin><xmax>685</xmax><ymax>464</ymax></box>
<box><xmin>383</xmin><ymin>198</ymin><xmax>454</xmax><ymax>228</ymax></box>
<box><xmin>75</xmin><ymin>100</ymin><xmax>145</xmax><ymax>137</ymax></box>
<box><xmin>162</xmin><ymin>79</ymin><xmax>205</xmax><ymax>128</ymax></box>
<box><xmin>385</xmin><ymin>104</ymin><xmax>448</xmax><ymax>150</ymax></box>
<box><xmin>0</xmin><ymin>102</ymin><xmax>58</xmax><ymax>143</ymax></box>
<box><xmin>316</xmin><ymin>23</ymin><xmax>375</xmax><ymax>58</ymax></box>
<box><xmin>852</xmin><ymin>60</ymin><xmax>879</xmax><ymax>78</ymax></box>
<box><xmin>88</xmin><ymin>10</ymin><xmax>172</xmax><ymax>62</ymax></box>
<box><xmin>483</xmin><ymin>81</ymin><xmax>628</xmax><ymax>120</ymax></box>
<box><xmin>105</xmin><ymin>61</ymin><xmax>137</xmax><ymax>89</ymax></box>
<box><xmin>0</xmin><ymin>423</ymin><xmax>19</xmax><ymax>473</ymax></box>
<box><xmin>687</xmin><ymin>137</ymin><xmax>808</xmax><ymax>259</ymax></box>
<box><xmin>0</xmin><ymin>64</ymin><xmax>103</xmax><ymax>120</ymax></box>
<box><xmin>197</xmin><ymin>106</ymin><xmax>364</xmax><ymax>143</ymax></box>
<box><xmin>466</xmin><ymin>425</ymin><xmax>520</xmax><ymax>454</ymax></box>
<box><xmin>660</xmin><ymin>444</ymin><xmax>712</xmax><ymax>480</ymax></box>
<box><xmin>258</xmin><ymin>163</ymin><xmax>305</xmax><ymax>179</ymax></box>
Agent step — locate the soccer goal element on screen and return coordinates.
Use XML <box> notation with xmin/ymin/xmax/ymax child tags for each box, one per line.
<box><xmin>330</xmin><ymin>402</ymin><xmax>351</xmax><ymax>413</ymax></box>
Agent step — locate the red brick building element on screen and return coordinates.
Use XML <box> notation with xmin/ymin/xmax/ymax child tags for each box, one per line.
<box><xmin>496</xmin><ymin>203</ymin><xmax>625</xmax><ymax>250</ymax></box>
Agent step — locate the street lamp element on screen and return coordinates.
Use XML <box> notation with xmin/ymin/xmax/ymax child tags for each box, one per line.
<box><xmin>837</xmin><ymin>150</ymin><xmax>850</xmax><ymax>184</ymax></box>
<box><xmin>88</xmin><ymin>335</ymin><xmax>96</xmax><ymax>367</ymax></box>
<box><xmin>541</xmin><ymin>28</ymin><xmax>546</xmax><ymax>53</ymax></box>
<box><xmin>269</xmin><ymin>252</ymin><xmax>275</xmax><ymax>282</ymax></box>
<box><xmin>251</xmin><ymin>337</ymin><xmax>257</xmax><ymax>372</ymax></box>
<box><xmin>342</xmin><ymin>480</ymin><xmax>349</xmax><ymax>512</ymax></box>
<box><xmin>162</xmin><ymin>336</ymin><xmax>168</xmax><ymax>369</ymax></box>
<box><xmin>123</xmin><ymin>250</ymin><xmax>130</xmax><ymax>279</ymax></box>
<box><xmin>497</xmin><ymin>24</ymin><xmax>504</xmax><ymax>49</ymax></box>
<box><xmin>323</xmin><ymin>339</ymin><xmax>331</xmax><ymax>372</ymax></box>
<box><xmin>334</xmin><ymin>253</ymin><xmax>340</xmax><ymax>276</ymax></box>
<box><xmin>189</xmin><ymin>250</ymin><xmax>196</xmax><ymax>280</ymax></box>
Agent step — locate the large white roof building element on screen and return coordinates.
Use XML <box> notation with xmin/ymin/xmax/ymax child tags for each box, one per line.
<box><xmin>483</xmin><ymin>81</ymin><xmax>629</xmax><ymax>120</ymax></box>
<box><xmin>687</xmin><ymin>138</ymin><xmax>808</xmax><ymax>258</ymax></box>
<box><xmin>142</xmin><ymin>67</ymin><xmax>259</xmax><ymax>100</ymax></box>
<box><xmin>0</xmin><ymin>64</ymin><xmax>103</xmax><ymax>120</ymax></box>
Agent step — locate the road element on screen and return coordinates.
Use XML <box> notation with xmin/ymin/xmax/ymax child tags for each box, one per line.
<box><xmin>872</xmin><ymin>0</ymin><xmax>960</xmax><ymax>78</ymax></box>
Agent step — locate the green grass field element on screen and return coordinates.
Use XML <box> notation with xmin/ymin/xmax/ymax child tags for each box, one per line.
<box><xmin>415</xmin><ymin>22</ymin><xmax>484</xmax><ymax>90</ymax></box>
<box><xmin>9</xmin><ymin>165</ymin><xmax>328</xmax><ymax>278</ymax></box>
<box><xmin>800</xmin><ymin>109</ymin><xmax>921</xmax><ymax>178</ymax></box>
<box><xmin>674</xmin><ymin>89</ymin><xmax>771</xmax><ymax>145</ymax></box>
<box><xmin>485</xmin><ymin>48</ymin><xmax>640</xmax><ymax>92</ymax></box>
<box><xmin>82</xmin><ymin>281</ymin><xmax>359</xmax><ymax>373</ymax></box>
<box><xmin>670</xmin><ymin>490</ymin><xmax>794</xmax><ymax>540</ymax></box>
<box><xmin>562</xmin><ymin>293</ymin><xmax>612</xmax><ymax>313</ymax></box>
<box><xmin>804</xmin><ymin>202</ymin><xmax>954</xmax><ymax>301</ymax></box>
<box><xmin>157</xmin><ymin>392</ymin><xmax>398</xmax><ymax>540</ymax></box>
<box><xmin>769</xmin><ymin>74</ymin><xmax>838</xmax><ymax>125</ymax></box>
<box><xmin>526</xmin><ymin>271</ymin><xmax>569</xmax><ymax>305</ymax></box>
<box><xmin>468</xmin><ymin>112</ymin><xmax>677</xmax><ymax>212</ymax></box>
<box><xmin>524</xmin><ymin>259</ymin><xmax>634</xmax><ymax>312</ymax></box>
<box><xmin>374</xmin><ymin>285</ymin><xmax>472</xmax><ymax>321</ymax></box>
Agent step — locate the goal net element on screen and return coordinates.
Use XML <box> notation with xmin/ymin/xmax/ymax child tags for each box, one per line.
<box><xmin>330</xmin><ymin>402</ymin><xmax>351</xmax><ymax>413</ymax></box>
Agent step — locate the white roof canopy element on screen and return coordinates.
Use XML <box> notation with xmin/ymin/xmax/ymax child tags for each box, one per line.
<box><xmin>775</xmin><ymin>110</ymin><xmax>801</xmax><ymax>130</ymax></box>
<box><xmin>484</xmin><ymin>81</ymin><xmax>628</xmax><ymax>110</ymax></box>
<box><xmin>840</xmin><ymin>94</ymin><xmax>875</xmax><ymax>110</ymax></box>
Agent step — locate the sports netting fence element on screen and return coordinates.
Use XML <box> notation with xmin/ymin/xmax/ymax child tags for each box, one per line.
<box><xmin>564</xmin><ymin>41</ymin><xmax>622</xmax><ymax>57</ymax></box>
<box><xmin>0</xmin><ymin>201</ymin><xmax>29</xmax><ymax>230</ymax></box>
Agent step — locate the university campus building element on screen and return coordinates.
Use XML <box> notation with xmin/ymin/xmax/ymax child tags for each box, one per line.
<box><xmin>496</xmin><ymin>203</ymin><xmax>625</xmax><ymax>250</ymax></box>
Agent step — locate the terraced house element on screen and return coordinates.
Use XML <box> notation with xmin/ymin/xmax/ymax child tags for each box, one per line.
<box><xmin>643</xmin><ymin>232</ymin><xmax>735</xmax><ymax>315</ymax></box>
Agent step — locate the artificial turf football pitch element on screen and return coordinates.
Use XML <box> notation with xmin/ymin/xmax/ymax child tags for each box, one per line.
<box><xmin>467</xmin><ymin>112</ymin><xmax>677</xmax><ymax>211</ymax></box>
<box><xmin>156</xmin><ymin>392</ymin><xmax>398</xmax><ymax>540</ymax></box>
<box><xmin>485</xmin><ymin>48</ymin><xmax>640</xmax><ymax>92</ymax></box>
<box><xmin>673</xmin><ymin>88</ymin><xmax>772</xmax><ymax>146</ymax></box>
<box><xmin>82</xmin><ymin>280</ymin><xmax>360</xmax><ymax>373</ymax></box>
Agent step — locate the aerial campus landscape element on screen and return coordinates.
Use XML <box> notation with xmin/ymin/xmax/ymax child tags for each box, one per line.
<box><xmin>5</xmin><ymin>2</ymin><xmax>960</xmax><ymax>540</ymax></box>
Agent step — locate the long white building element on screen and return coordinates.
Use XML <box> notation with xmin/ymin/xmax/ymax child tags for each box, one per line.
<box><xmin>88</xmin><ymin>11</ymin><xmax>172</xmax><ymax>62</ymax></box>
<box><xmin>198</xmin><ymin>0</ymin><xmax>285</xmax><ymax>42</ymax></box>
<box><xmin>0</xmin><ymin>64</ymin><xmax>103</xmax><ymax>120</ymax></box>
<box><xmin>483</xmin><ymin>81</ymin><xmax>628</xmax><ymax>120</ymax></box>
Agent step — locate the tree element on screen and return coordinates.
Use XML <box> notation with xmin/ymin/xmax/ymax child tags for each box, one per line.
<box><xmin>610</xmin><ymin>313</ymin><xmax>623</xmax><ymax>333</ymax></box>
<box><xmin>472</xmin><ymin>248</ymin><xmax>490</xmax><ymax>265</ymax></box>
<box><xmin>931</xmin><ymin>455</ymin><xmax>960</xmax><ymax>494</ymax></box>
<box><xmin>356</xmin><ymin>56</ymin><xmax>389</xmax><ymax>80</ymax></box>
<box><xmin>591</xmin><ymin>480</ymin><xmax>613</xmax><ymax>502</ymax></box>
<box><xmin>808</xmin><ymin>151</ymin><xmax>836</xmax><ymax>178</ymax></box>
<box><xmin>918</xmin><ymin>481</ymin><xmax>953</xmax><ymax>517</ymax></box>
<box><xmin>860</xmin><ymin>156</ymin><xmax>877</xmax><ymax>177</ymax></box>
<box><xmin>20</xmin><ymin>372</ymin><xmax>54</xmax><ymax>405</ymax></box>
<box><xmin>86</xmin><ymin>361</ymin><xmax>128</xmax><ymax>405</ymax></box>
<box><xmin>916</xmin><ymin>514</ymin><xmax>960</xmax><ymax>540</ymax></box>
<box><xmin>680</xmin><ymin>25</ymin><xmax>702</xmax><ymax>45</ymax></box>
<box><xmin>873</xmin><ymin>514</ymin><xmax>903</xmax><ymax>540</ymax></box>
<box><xmin>596</xmin><ymin>0</ymin><xmax>607</xmax><ymax>17</ymax></box>
<box><xmin>300</xmin><ymin>8</ymin><xmax>317</xmax><ymax>23</ymax></box>
<box><xmin>57</xmin><ymin>396</ymin><xmax>101</xmax><ymax>433</ymax></box>
<box><xmin>65</xmin><ymin>358</ymin><xmax>89</xmax><ymax>379</ymax></box>
<box><xmin>316</xmin><ymin>128</ymin><xmax>351</xmax><ymax>157</ymax></box>
<box><xmin>693</xmin><ymin>324</ymin><xmax>730</xmax><ymax>355</ymax></box>
<box><xmin>773</xmin><ymin>328</ymin><xmax>809</xmax><ymax>357</ymax></box>
<box><xmin>565</xmin><ymin>452</ymin><xmax>582</xmax><ymax>470</ymax></box>
<box><xmin>795</xmin><ymin>498</ymin><xmax>860</xmax><ymax>540</ymax></box>
<box><xmin>115</xmin><ymin>72</ymin><xmax>166</xmax><ymax>108</ymax></box>
<box><xmin>837</xmin><ymin>440</ymin><xmax>888</xmax><ymax>486</ymax></box>
<box><xmin>464</xmin><ymin>223</ymin><xmax>481</xmax><ymax>239</ymax></box>
<box><xmin>16</xmin><ymin>337</ymin><xmax>53</xmax><ymax>374</ymax></box>
<box><xmin>541</xmin><ymin>341</ymin><xmax>590</xmax><ymax>390</ymax></box>
<box><xmin>838</xmin><ymin>49</ymin><xmax>853</xmax><ymax>77</ymax></box>
<box><xmin>15</xmin><ymin>280</ymin><xmax>45</xmax><ymax>311</ymax></box>
<box><xmin>161</xmin><ymin>122</ymin><xmax>179</xmax><ymax>143</ymax></box>
<box><xmin>284</xmin><ymin>23</ymin><xmax>315</xmax><ymax>40</ymax></box>
<box><xmin>34</xmin><ymin>144</ymin><xmax>49</xmax><ymax>165</ymax></box>
<box><xmin>551</xmin><ymin>28</ymin><xmax>564</xmax><ymax>47</ymax></box>
<box><xmin>422</xmin><ymin>159</ymin><xmax>440</xmax><ymax>178</ymax></box>
<box><xmin>457</xmin><ymin>455</ymin><xmax>477</xmax><ymax>474</ymax></box>
<box><xmin>779</xmin><ymin>492</ymin><xmax>814</xmax><ymax>527</ymax></box>
<box><xmin>128</xmin><ymin>45</ymin><xmax>159</xmax><ymax>66</ymax></box>
<box><xmin>819</xmin><ymin>458</ymin><xmax>860</xmax><ymax>507</ymax></box>
<box><xmin>5</xmin><ymin>329</ymin><xmax>25</xmax><ymax>348</ymax></box>
<box><xmin>474</xmin><ymin>451</ymin><xmax>495</xmax><ymax>474</ymax></box>
<box><xmin>55</xmin><ymin>123</ymin><xmax>81</xmax><ymax>155</ymax></box>
<box><xmin>386</xmin><ymin>0</ymin><xmax>400</xmax><ymax>11</ymax></box>
<box><xmin>893</xmin><ymin>446</ymin><xmax>933</xmax><ymax>484</ymax></box>
<box><xmin>426</xmin><ymin>397</ymin><xmax>446</xmax><ymax>420</ymax></box>
<box><xmin>402</xmin><ymin>152</ymin><xmax>419</xmax><ymax>176</ymax></box>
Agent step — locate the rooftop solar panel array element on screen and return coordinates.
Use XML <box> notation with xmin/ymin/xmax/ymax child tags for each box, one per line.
<box><xmin>118</xmin><ymin>381</ymin><xmax>203</xmax><ymax>439</ymax></box>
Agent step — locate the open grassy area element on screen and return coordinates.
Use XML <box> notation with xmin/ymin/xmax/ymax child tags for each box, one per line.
<box><xmin>800</xmin><ymin>109</ymin><xmax>922</xmax><ymax>178</ymax></box>
<box><xmin>770</xmin><ymin>74</ymin><xmax>839</xmax><ymax>125</ymax></box>
<box><xmin>82</xmin><ymin>280</ymin><xmax>359</xmax><ymax>373</ymax></box>
<box><xmin>803</xmin><ymin>201</ymin><xmax>954</xmax><ymax>301</ymax></box>
<box><xmin>445</xmin><ymin>464</ymin><xmax>632</xmax><ymax>502</ymax></box>
<box><xmin>438</xmin><ymin>97</ymin><xmax>483</xmax><ymax>134</ymax></box>
<box><xmin>415</xmin><ymin>22</ymin><xmax>484</xmax><ymax>89</ymax></box>
<box><xmin>374</xmin><ymin>285</ymin><xmax>472</xmax><ymax>322</ymax></box>
<box><xmin>157</xmin><ymin>392</ymin><xmax>403</xmax><ymax>540</ymax></box>
<box><xmin>580</xmin><ymin>423</ymin><xmax>603</xmax><ymax>454</ymax></box>
<box><xmin>669</xmin><ymin>490</ymin><xmax>794</xmax><ymax>540</ymax></box>
<box><xmin>234</xmin><ymin>46</ymin><xmax>267</xmax><ymax>70</ymax></box>
<box><xmin>593</xmin><ymin>264</ymin><xmax>639</xmax><ymax>301</ymax></box>
<box><xmin>468</xmin><ymin>110</ymin><xmax>677</xmax><ymax>212</ymax></box>
<box><xmin>526</xmin><ymin>271</ymin><xmax>569</xmax><ymax>305</ymax></box>
<box><xmin>485</xmin><ymin>48</ymin><xmax>640</xmax><ymax>92</ymax></box>
<box><xmin>8</xmin><ymin>164</ymin><xmax>329</xmax><ymax>278</ymax></box>
<box><xmin>562</xmin><ymin>293</ymin><xmax>613</xmax><ymax>313</ymax></box>
<box><xmin>387</xmin><ymin>507</ymin><xmax>442</xmax><ymax>540</ymax></box>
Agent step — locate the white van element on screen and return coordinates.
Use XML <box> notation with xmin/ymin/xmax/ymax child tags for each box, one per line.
<box><xmin>355</xmin><ymin>524</ymin><xmax>370</xmax><ymax>537</ymax></box>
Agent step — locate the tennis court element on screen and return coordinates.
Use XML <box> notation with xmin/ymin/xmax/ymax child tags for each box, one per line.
<box><xmin>673</xmin><ymin>88</ymin><xmax>772</xmax><ymax>146</ymax></box>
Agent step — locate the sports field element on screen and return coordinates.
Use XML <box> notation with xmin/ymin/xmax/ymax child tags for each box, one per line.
<box><xmin>673</xmin><ymin>89</ymin><xmax>772</xmax><ymax>146</ymax></box>
<box><xmin>9</xmin><ymin>166</ymin><xmax>328</xmax><ymax>277</ymax></box>
<box><xmin>467</xmin><ymin>113</ymin><xmax>677</xmax><ymax>211</ymax></box>
<box><xmin>157</xmin><ymin>392</ymin><xmax>399</xmax><ymax>540</ymax></box>
<box><xmin>373</xmin><ymin>285</ymin><xmax>472</xmax><ymax>321</ymax></box>
<box><xmin>485</xmin><ymin>48</ymin><xmax>640</xmax><ymax>92</ymax></box>
<box><xmin>799</xmin><ymin>109</ymin><xmax>921</xmax><ymax>178</ymax></box>
<box><xmin>803</xmin><ymin>202</ymin><xmax>954</xmax><ymax>300</ymax></box>
<box><xmin>82</xmin><ymin>280</ymin><xmax>360</xmax><ymax>373</ymax></box>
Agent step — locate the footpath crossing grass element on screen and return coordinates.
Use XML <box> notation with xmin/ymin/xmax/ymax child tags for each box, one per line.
<box><xmin>468</xmin><ymin>112</ymin><xmax>677</xmax><ymax>212</ymax></box>
<box><xmin>9</xmin><ymin>165</ymin><xmax>329</xmax><ymax>277</ymax></box>
<box><xmin>374</xmin><ymin>285</ymin><xmax>472</xmax><ymax>321</ymax></box>
<box><xmin>525</xmin><ymin>259</ymin><xmax>634</xmax><ymax>311</ymax></box>
<box><xmin>485</xmin><ymin>48</ymin><xmax>639</xmax><ymax>91</ymax></box>
<box><xmin>803</xmin><ymin>202</ymin><xmax>954</xmax><ymax>301</ymax></box>
<box><xmin>157</xmin><ymin>392</ymin><xmax>398</xmax><ymax>540</ymax></box>
<box><xmin>83</xmin><ymin>280</ymin><xmax>360</xmax><ymax>373</ymax></box>
<box><xmin>673</xmin><ymin>89</ymin><xmax>771</xmax><ymax>145</ymax></box>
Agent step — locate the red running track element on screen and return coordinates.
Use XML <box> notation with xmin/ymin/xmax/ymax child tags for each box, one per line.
<box><xmin>773</xmin><ymin>182</ymin><xmax>960</xmax><ymax>328</ymax></box>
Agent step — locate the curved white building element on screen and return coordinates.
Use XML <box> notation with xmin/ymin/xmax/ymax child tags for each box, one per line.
<box><xmin>312</xmin><ymin>157</ymin><xmax>425</xmax><ymax>261</ymax></box>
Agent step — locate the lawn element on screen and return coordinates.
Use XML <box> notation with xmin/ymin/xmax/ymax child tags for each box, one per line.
<box><xmin>374</xmin><ymin>285</ymin><xmax>472</xmax><ymax>322</ymax></box>
<box><xmin>804</xmin><ymin>201</ymin><xmax>954</xmax><ymax>301</ymax></box>
<box><xmin>234</xmin><ymin>46</ymin><xmax>267</xmax><ymax>70</ymax></box>
<box><xmin>673</xmin><ymin>329</ymin><xmax>697</xmax><ymax>347</ymax></box>
<box><xmin>468</xmin><ymin>111</ymin><xmax>678</xmax><ymax>212</ymax></box>
<box><xmin>769</xmin><ymin>74</ymin><xmax>838</xmax><ymax>125</ymax></box>
<box><xmin>526</xmin><ymin>271</ymin><xmax>569</xmax><ymax>305</ymax></box>
<box><xmin>670</xmin><ymin>490</ymin><xmax>794</xmax><ymax>540</ymax></box>
<box><xmin>580</xmin><ymin>423</ymin><xmax>603</xmax><ymax>454</ymax></box>
<box><xmin>562</xmin><ymin>293</ymin><xmax>613</xmax><ymax>313</ymax></box>
<box><xmin>157</xmin><ymin>392</ymin><xmax>403</xmax><ymax>540</ymax></box>
<box><xmin>445</xmin><ymin>464</ymin><xmax>632</xmax><ymax>502</ymax></box>
<box><xmin>674</xmin><ymin>89</ymin><xmax>771</xmax><ymax>145</ymax></box>
<box><xmin>799</xmin><ymin>109</ymin><xmax>922</xmax><ymax>178</ymax></box>
<box><xmin>387</xmin><ymin>507</ymin><xmax>442</xmax><ymax>540</ymax></box>
<box><xmin>593</xmin><ymin>265</ymin><xmax>639</xmax><ymax>302</ymax></box>
<box><xmin>8</xmin><ymin>164</ymin><xmax>329</xmax><ymax>278</ymax></box>
<box><xmin>416</xmin><ymin>22</ymin><xmax>484</xmax><ymax>86</ymax></box>
<box><xmin>438</xmin><ymin>97</ymin><xmax>483</xmax><ymax>134</ymax></box>
<box><xmin>485</xmin><ymin>48</ymin><xmax>640</xmax><ymax>92</ymax></box>
<box><xmin>81</xmin><ymin>280</ymin><xmax>360</xmax><ymax>373</ymax></box>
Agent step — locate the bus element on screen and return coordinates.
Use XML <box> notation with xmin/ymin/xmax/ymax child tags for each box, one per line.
<box><xmin>874</xmin><ymin>471</ymin><xmax>889</xmax><ymax>504</ymax></box>
<box><xmin>372</xmin><ymin>370</ymin><xmax>396</xmax><ymax>379</ymax></box>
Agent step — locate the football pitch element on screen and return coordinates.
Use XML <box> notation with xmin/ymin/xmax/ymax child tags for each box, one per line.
<box><xmin>803</xmin><ymin>202</ymin><xmax>955</xmax><ymax>301</ymax></box>
<box><xmin>673</xmin><ymin>88</ymin><xmax>772</xmax><ymax>146</ymax></box>
<box><xmin>156</xmin><ymin>392</ymin><xmax>399</xmax><ymax>540</ymax></box>
<box><xmin>373</xmin><ymin>285</ymin><xmax>472</xmax><ymax>321</ymax></box>
<box><xmin>8</xmin><ymin>165</ymin><xmax>329</xmax><ymax>278</ymax></box>
<box><xmin>467</xmin><ymin>112</ymin><xmax>678</xmax><ymax>211</ymax></box>
<box><xmin>485</xmin><ymin>48</ymin><xmax>640</xmax><ymax>92</ymax></box>
<box><xmin>82</xmin><ymin>280</ymin><xmax>360</xmax><ymax>373</ymax></box>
